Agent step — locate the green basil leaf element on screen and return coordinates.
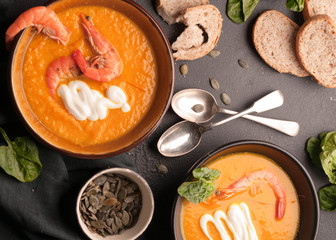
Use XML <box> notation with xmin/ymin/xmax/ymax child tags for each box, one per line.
<box><xmin>227</xmin><ymin>0</ymin><xmax>244</xmax><ymax>24</ymax></box>
<box><xmin>306</xmin><ymin>137</ymin><xmax>322</xmax><ymax>168</ymax></box>
<box><xmin>0</xmin><ymin>128</ymin><xmax>42</xmax><ymax>182</ymax></box>
<box><xmin>286</xmin><ymin>0</ymin><xmax>304</xmax><ymax>12</ymax></box>
<box><xmin>318</xmin><ymin>185</ymin><xmax>336</xmax><ymax>211</ymax></box>
<box><xmin>242</xmin><ymin>0</ymin><xmax>259</xmax><ymax>21</ymax></box>
<box><xmin>192</xmin><ymin>167</ymin><xmax>221</xmax><ymax>181</ymax></box>
<box><xmin>177</xmin><ymin>178</ymin><xmax>215</xmax><ymax>203</ymax></box>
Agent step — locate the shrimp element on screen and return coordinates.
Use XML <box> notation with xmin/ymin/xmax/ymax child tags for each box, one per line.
<box><xmin>214</xmin><ymin>170</ymin><xmax>286</xmax><ymax>220</ymax></box>
<box><xmin>46</xmin><ymin>56</ymin><xmax>80</xmax><ymax>97</ymax></box>
<box><xmin>72</xmin><ymin>13</ymin><xmax>123</xmax><ymax>82</ymax></box>
<box><xmin>6</xmin><ymin>6</ymin><xmax>70</xmax><ymax>50</ymax></box>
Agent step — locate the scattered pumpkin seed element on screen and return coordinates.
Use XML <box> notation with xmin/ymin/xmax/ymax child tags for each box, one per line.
<box><xmin>238</xmin><ymin>59</ymin><xmax>249</xmax><ymax>69</ymax></box>
<box><xmin>180</xmin><ymin>64</ymin><xmax>188</xmax><ymax>76</ymax></box>
<box><xmin>209</xmin><ymin>78</ymin><xmax>220</xmax><ymax>90</ymax></box>
<box><xmin>208</xmin><ymin>49</ymin><xmax>221</xmax><ymax>58</ymax></box>
<box><xmin>220</xmin><ymin>93</ymin><xmax>231</xmax><ymax>106</ymax></box>
<box><xmin>156</xmin><ymin>164</ymin><xmax>168</xmax><ymax>174</ymax></box>
<box><xmin>191</xmin><ymin>104</ymin><xmax>204</xmax><ymax>113</ymax></box>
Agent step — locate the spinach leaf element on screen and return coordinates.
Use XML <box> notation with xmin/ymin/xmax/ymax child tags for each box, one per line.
<box><xmin>227</xmin><ymin>0</ymin><xmax>244</xmax><ymax>24</ymax></box>
<box><xmin>242</xmin><ymin>0</ymin><xmax>259</xmax><ymax>21</ymax></box>
<box><xmin>177</xmin><ymin>178</ymin><xmax>216</xmax><ymax>203</ymax></box>
<box><xmin>0</xmin><ymin>128</ymin><xmax>42</xmax><ymax>182</ymax></box>
<box><xmin>321</xmin><ymin>132</ymin><xmax>336</xmax><ymax>154</ymax></box>
<box><xmin>318</xmin><ymin>185</ymin><xmax>336</xmax><ymax>211</ymax></box>
<box><xmin>178</xmin><ymin>167</ymin><xmax>220</xmax><ymax>203</ymax></box>
<box><xmin>306</xmin><ymin>137</ymin><xmax>322</xmax><ymax>168</ymax></box>
<box><xmin>286</xmin><ymin>0</ymin><xmax>304</xmax><ymax>12</ymax></box>
<box><xmin>319</xmin><ymin>132</ymin><xmax>336</xmax><ymax>183</ymax></box>
<box><xmin>193</xmin><ymin>167</ymin><xmax>220</xmax><ymax>181</ymax></box>
<box><xmin>320</xmin><ymin>150</ymin><xmax>336</xmax><ymax>184</ymax></box>
<box><xmin>319</xmin><ymin>132</ymin><xmax>328</xmax><ymax>140</ymax></box>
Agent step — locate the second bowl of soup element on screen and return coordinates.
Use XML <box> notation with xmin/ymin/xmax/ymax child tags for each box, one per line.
<box><xmin>172</xmin><ymin>140</ymin><xmax>319</xmax><ymax>240</ymax></box>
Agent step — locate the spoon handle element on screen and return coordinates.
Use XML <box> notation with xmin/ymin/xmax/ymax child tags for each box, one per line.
<box><xmin>206</xmin><ymin>90</ymin><xmax>284</xmax><ymax>130</ymax></box>
<box><xmin>218</xmin><ymin>108</ymin><xmax>299</xmax><ymax>136</ymax></box>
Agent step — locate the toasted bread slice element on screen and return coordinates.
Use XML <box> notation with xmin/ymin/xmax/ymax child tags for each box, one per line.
<box><xmin>253</xmin><ymin>10</ymin><xmax>309</xmax><ymax>77</ymax></box>
<box><xmin>172</xmin><ymin>5</ymin><xmax>222</xmax><ymax>60</ymax></box>
<box><xmin>297</xmin><ymin>15</ymin><xmax>336</xmax><ymax>88</ymax></box>
<box><xmin>303</xmin><ymin>0</ymin><xmax>336</xmax><ymax>22</ymax></box>
<box><xmin>156</xmin><ymin>0</ymin><xmax>209</xmax><ymax>25</ymax></box>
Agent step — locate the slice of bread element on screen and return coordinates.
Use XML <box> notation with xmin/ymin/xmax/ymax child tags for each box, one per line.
<box><xmin>156</xmin><ymin>0</ymin><xmax>209</xmax><ymax>25</ymax></box>
<box><xmin>253</xmin><ymin>10</ymin><xmax>309</xmax><ymax>77</ymax></box>
<box><xmin>172</xmin><ymin>5</ymin><xmax>222</xmax><ymax>60</ymax></box>
<box><xmin>303</xmin><ymin>0</ymin><xmax>336</xmax><ymax>23</ymax></box>
<box><xmin>297</xmin><ymin>15</ymin><xmax>336</xmax><ymax>88</ymax></box>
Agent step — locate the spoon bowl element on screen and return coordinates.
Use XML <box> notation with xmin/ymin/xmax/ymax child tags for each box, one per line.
<box><xmin>172</xmin><ymin>89</ymin><xmax>218</xmax><ymax>123</ymax></box>
<box><xmin>157</xmin><ymin>121</ymin><xmax>204</xmax><ymax>157</ymax></box>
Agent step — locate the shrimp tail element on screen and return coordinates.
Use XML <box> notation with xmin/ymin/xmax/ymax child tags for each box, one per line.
<box><xmin>276</xmin><ymin>197</ymin><xmax>286</xmax><ymax>219</ymax></box>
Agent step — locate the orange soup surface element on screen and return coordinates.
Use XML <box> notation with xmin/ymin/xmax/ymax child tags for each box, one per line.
<box><xmin>181</xmin><ymin>152</ymin><xmax>300</xmax><ymax>240</ymax></box>
<box><xmin>21</xmin><ymin>5</ymin><xmax>157</xmax><ymax>147</ymax></box>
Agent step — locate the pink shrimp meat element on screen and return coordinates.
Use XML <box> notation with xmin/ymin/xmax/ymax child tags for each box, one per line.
<box><xmin>6</xmin><ymin>6</ymin><xmax>70</xmax><ymax>50</ymax></box>
<box><xmin>46</xmin><ymin>56</ymin><xmax>80</xmax><ymax>97</ymax></box>
<box><xmin>72</xmin><ymin>13</ymin><xmax>123</xmax><ymax>82</ymax></box>
<box><xmin>215</xmin><ymin>169</ymin><xmax>286</xmax><ymax>220</ymax></box>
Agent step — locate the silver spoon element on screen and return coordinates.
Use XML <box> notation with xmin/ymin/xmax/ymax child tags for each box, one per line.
<box><xmin>158</xmin><ymin>90</ymin><xmax>284</xmax><ymax>157</ymax></box>
<box><xmin>172</xmin><ymin>89</ymin><xmax>299</xmax><ymax>137</ymax></box>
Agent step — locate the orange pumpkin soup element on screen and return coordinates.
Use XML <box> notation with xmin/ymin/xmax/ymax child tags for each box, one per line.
<box><xmin>18</xmin><ymin>4</ymin><xmax>157</xmax><ymax>150</ymax></box>
<box><xmin>181</xmin><ymin>152</ymin><xmax>299</xmax><ymax>240</ymax></box>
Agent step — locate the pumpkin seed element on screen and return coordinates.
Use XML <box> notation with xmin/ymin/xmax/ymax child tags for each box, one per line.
<box><xmin>220</xmin><ymin>93</ymin><xmax>231</xmax><ymax>106</ymax></box>
<box><xmin>210</xmin><ymin>78</ymin><xmax>220</xmax><ymax>90</ymax></box>
<box><xmin>180</xmin><ymin>64</ymin><xmax>188</xmax><ymax>76</ymax></box>
<box><xmin>103</xmin><ymin>198</ymin><xmax>118</xmax><ymax>207</ymax></box>
<box><xmin>191</xmin><ymin>104</ymin><xmax>204</xmax><ymax>113</ymax></box>
<box><xmin>122</xmin><ymin>210</ymin><xmax>130</xmax><ymax>226</ymax></box>
<box><xmin>89</xmin><ymin>195</ymin><xmax>99</xmax><ymax>207</ymax></box>
<box><xmin>115</xmin><ymin>217</ymin><xmax>123</xmax><ymax>229</ymax></box>
<box><xmin>156</xmin><ymin>164</ymin><xmax>168</xmax><ymax>174</ymax></box>
<box><xmin>93</xmin><ymin>175</ymin><xmax>107</xmax><ymax>185</ymax></box>
<box><xmin>238</xmin><ymin>59</ymin><xmax>249</xmax><ymax>69</ymax></box>
<box><xmin>208</xmin><ymin>49</ymin><xmax>220</xmax><ymax>58</ymax></box>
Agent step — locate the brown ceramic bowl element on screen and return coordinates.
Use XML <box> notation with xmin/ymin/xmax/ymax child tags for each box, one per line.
<box><xmin>172</xmin><ymin>140</ymin><xmax>319</xmax><ymax>240</ymax></box>
<box><xmin>9</xmin><ymin>0</ymin><xmax>174</xmax><ymax>158</ymax></box>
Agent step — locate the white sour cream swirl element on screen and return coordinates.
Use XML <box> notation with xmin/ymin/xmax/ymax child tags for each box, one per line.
<box><xmin>58</xmin><ymin>80</ymin><xmax>130</xmax><ymax>121</ymax></box>
<box><xmin>200</xmin><ymin>202</ymin><xmax>258</xmax><ymax>240</ymax></box>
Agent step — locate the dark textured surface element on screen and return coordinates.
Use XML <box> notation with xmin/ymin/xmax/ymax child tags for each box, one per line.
<box><xmin>1</xmin><ymin>0</ymin><xmax>335</xmax><ymax>239</ymax></box>
<box><xmin>131</xmin><ymin>0</ymin><xmax>336</xmax><ymax>240</ymax></box>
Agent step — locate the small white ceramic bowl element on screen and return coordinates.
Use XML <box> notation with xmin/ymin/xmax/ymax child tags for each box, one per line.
<box><xmin>76</xmin><ymin>168</ymin><xmax>154</xmax><ymax>240</ymax></box>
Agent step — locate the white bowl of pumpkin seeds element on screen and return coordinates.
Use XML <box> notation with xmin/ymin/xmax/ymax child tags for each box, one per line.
<box><xmin>76</xmin><ymin>168</ymin><xmax>154</xmax><ymax>240</ymax></box>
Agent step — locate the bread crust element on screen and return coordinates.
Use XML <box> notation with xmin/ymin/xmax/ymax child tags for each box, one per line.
<box><xmin>296</xmin><ymin>14</ymin><xmax>336</xmax><ymax>88</ymax></box>
<box><xmin>172</xmin><ymin>4</ymin><xmax>222</xmax><ymax>60</ymax></box>
<box><xmin>156</xmin><ymin>0</ymin><xmax>209</xmax><ymax>25</ymax></box>
<box><xmin>253</xmin><ymin>10</ymin><xmax>309</xmax><ymax>77</ymax></box>
<box><xmin>302</xmin><ymin>0</ymin><xmax>310</xmax><ymax>21</ymax></box>
<box><xmin>303</xmin><ymin>0</ymin><xmax>336</xmax><ymax>22</ymax></box>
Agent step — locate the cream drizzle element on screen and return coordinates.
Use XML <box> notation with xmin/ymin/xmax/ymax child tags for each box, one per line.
<box><xmin>200</xmin><ymin>202</ymin><xmax>258</xmax><ymax>240</ymax></box>
<box><xmin>58</xmin><ymin>80</ymin><xmax>130</xmax><ymax>121</ymax></box>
